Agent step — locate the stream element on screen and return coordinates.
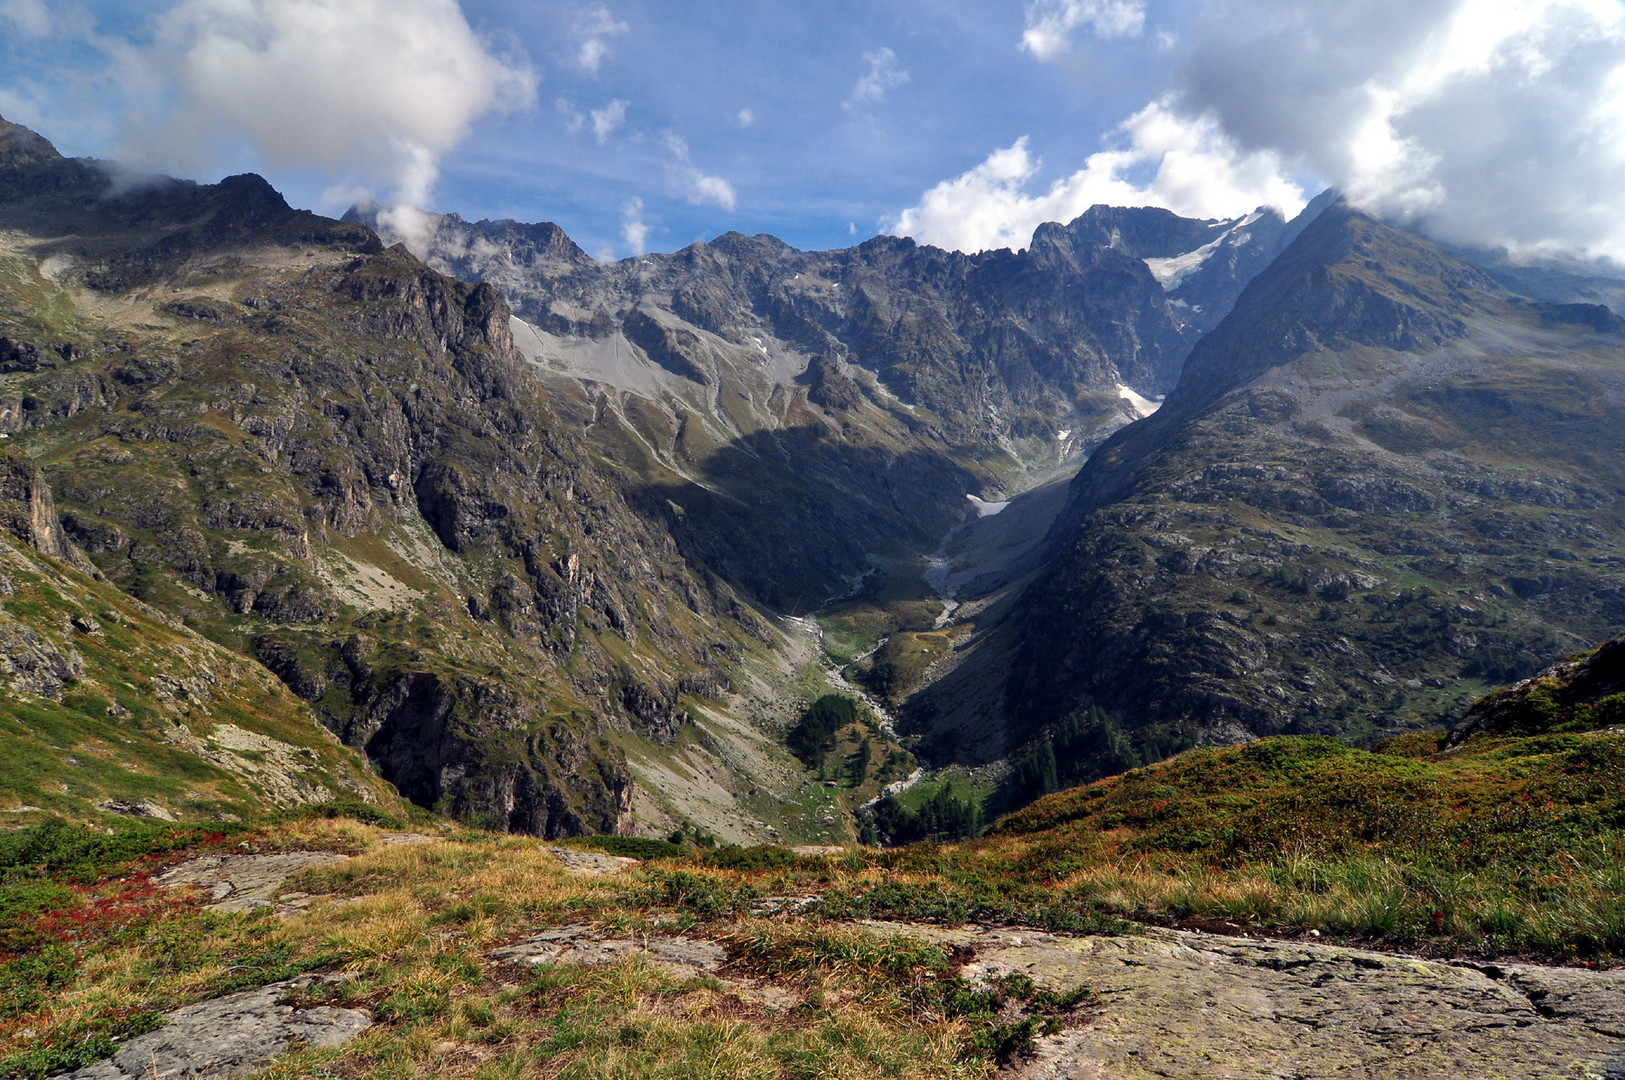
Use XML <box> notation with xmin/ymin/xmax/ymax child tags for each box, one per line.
<box><xmin>783</xmin><ymin>615</ymin><xmax>927</xmax><ymax>808</ymax></box>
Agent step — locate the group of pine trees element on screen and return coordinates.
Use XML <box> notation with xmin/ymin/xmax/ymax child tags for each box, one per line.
<box><xmin>786</xmin><ymin>694</ymin><xmax>860</xmax><ymax>774</ymax></box>
<box><xmin>787</xmin><ymin>695</ymin><xmax>888</xmax><ymax>786</ymax></box>
<box><xmin>859</xmin><ymin>784</ymin><xmax>981</xmax><ymax>846</ymax></box>
<box><xmin>997</xmin><ymin>704</ymin><xmax>1186</xmax><ymax>812</ymax></box>
<box><xmin>793</xmin><ymin>696</ymin><xmax>1172</xmax><ymax>846</ymax></box>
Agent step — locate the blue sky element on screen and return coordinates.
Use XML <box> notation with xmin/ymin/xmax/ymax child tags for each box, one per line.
<box><xmin>0</xmin><ymin>0</ymin><xmax>1199</xmax><ymax>255</ymax></box>
<box><xmin>3</xmin><ymin>1</ymin><xmax>1624</xmax><ymax>261</ymax></box>
<box><xmin>438</xmin><ymin>0</ymin><xmax>1198</xmax><ymax>254</ymax></box>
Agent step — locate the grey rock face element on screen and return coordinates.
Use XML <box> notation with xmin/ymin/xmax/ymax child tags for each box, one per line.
<box><xmin>0</xmin><ymin>616</ymin><xmax>82</xmax><ymax>700</ymax></box>
<box><xmin>0</xmin><ymin>445</ymin><xmax>92</xmax><ymax>571</ymax></box>
<box><xmin>490</xmin><ymin>924</ymin><xmax>726</xmax><ymax>979</ymax></box>
<box><xmin>53</xmin><ymin>978</ymin><xmax>369</xmax><ymax>1080</ymax></box>
<box><xmin>539</xmin><ymin>844</ymin><xmax>639</xmax><ymax>875</ymax></box>
<box><xmin>876</xmin><ymin>921</ymin><xmax>1625</xmax><ymax>1079</ymax></box>
<box><xmin>156</xmin><ymin>851</ymin><xmax>352</xmax><ymax>914</ymax></box>
<box><xmin>95</xmin><ymin>798</ymin><xmax>177</xmax><ymax>822</ymax></box>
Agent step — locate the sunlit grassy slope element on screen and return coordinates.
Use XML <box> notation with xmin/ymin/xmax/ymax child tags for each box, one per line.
<box><xmin>0</xmin><ymin>523</ymin><xmax>405</xmax><ymax>825</ymax></box>
<box><xmin>3</xmin><ymin>701</ymin><xmax>1621</xmax><ymax>1078</ymax></box>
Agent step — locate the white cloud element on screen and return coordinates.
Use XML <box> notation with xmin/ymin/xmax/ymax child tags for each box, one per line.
<box><xmin>590</xmin><ymin>98</ymin><xmax>628</xmax><ymax>144</ymax></box>
<box><xmin>886</xmin><ymin>101</ymin><xmax>1306</xmax><ymax>253</ymax></box>
<box><xmin>557</xmin><ymin>95</ymin><xmax>585</xmax><ymax>137</ymax></box>
<box><xmin>661</xmin><ymin>131</ymin><xmax>738</xmax><ymax>211</ymax></box>
<box><xmin>0</xmin><ymin>0</ymin><xmax>53</xmax><ymax>38</ymax></box>
<box><xmin>574</xmin><ymin>4</ymin><xmax>628</xmax><ymax>75</ymax></box>
<box><xmin>621</xmin><ymin>196</ymin><xmax>649</xmax><ymax>255</ymax></box>
<box><xmin>846</xmin><ymin>46</ymin><xmax>909</xmax><ymax>111</ymax></box>
<box><xmin>1021</xmin><ymin>0</ymin><xmax>1146</xmax><ymax>60</ymax></box>
<box><xmin>1174</xmin><ymin>0</ymin><xmax>1625</xmax><ymax>259</ymax></box>
<box><xmin>115</xmin><ymin>0</ymin><xmax>536</xmax><ymax>224</ymax></box>
<box><xmin>737</xmin><ymin>108</ymin><xmax>755</xmax><ymax>128</ymax></box>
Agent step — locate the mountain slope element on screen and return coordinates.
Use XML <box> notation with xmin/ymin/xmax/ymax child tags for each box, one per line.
<box><xmin>911</xmin><ymin>202</ymin><xmax>1625</xmax><ymax>772</ymax></box>
<box><xmin>0</xmin><ymin>115</ymin><xmax>772</xmax><ymax>836</ymax></box>
<box><xmin>0</xmin><ymin>446</ymin><xmax>404</xmax><ymax>822</ymax></box>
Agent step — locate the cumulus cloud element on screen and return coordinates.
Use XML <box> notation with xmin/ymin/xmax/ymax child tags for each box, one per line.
<box><xmin>590</xmin><ymin>98</ymin><xmax>628</xmax><ymax>144</ymax></box>
<box><xmin>574</xmin><ymin>4</ymin><xmax>628</xmax><ymax>75</ymax></box>
<box><xmin>1021</xmin><ymin>0</ymin><xmax>1146</xmax><ymax>59</ymax></box>
<box><xmin>737</xmin><ymin>108</ymin><xmax>755</xmax><ymax>128</ymax></box>
<box><xmin>115</xmin><ymin>0</ymin><xmax>535</xmax><ymax>229</ymax></box>
<box><xmin>1170</xmin><ymin>0</ymin><xmax>1625</xmax><ymax>259</ymax></box>
<box><xmin>661</xmin><ymin>132</ymin><xmax>737</xmax><ymax>211</ymax></box>
<box><xmin>621</xmin><ymin>196</ymin><xmax>649</xmax><ymax>255</ymax></box>
<box><xmin>846</xmin><ymin>46</ymin><xmax>910</xmax><ymax>111</ymax></box>
<box><xmin>886</xmin><ymin>101</ymin><xmax>1306</xmax><ymax>252</ymax></box>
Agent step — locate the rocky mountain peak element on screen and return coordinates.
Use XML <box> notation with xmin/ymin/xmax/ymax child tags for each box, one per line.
<box><xmin>1036</xmin><ymin>204</ymin><xmax>1235</xmax><ymax>259</ymax></box>
<box><xmin>0</xmin><ymin>112</ymin><xmax>64</xmax><ymax>172</ymax></box>
<box><xmin>1168</xmin><ymin>201</ymin><xmax>1501</xmax><ymax>411</ymax></box>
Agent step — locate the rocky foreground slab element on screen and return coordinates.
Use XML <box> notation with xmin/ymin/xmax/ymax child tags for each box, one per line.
<box><xmin>54</xmin><ymin>978</ymin><xmax>369</xmax><ymax>1080</ymax></box>
<box><xmin>48</xmin><ymin>843</ymin><xmax>1625</xmax><ymax>1080</ymax></box>
<box><xmin>880</xmin><ymin>922</ymin><xmax>1625</xmax><ymax>1079</ymax></box>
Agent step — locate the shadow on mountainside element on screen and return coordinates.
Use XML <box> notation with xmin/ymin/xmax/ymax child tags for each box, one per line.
<box><xmin>626</xmin><ymin>425</ymin><xmax>983</xmax><ymax>613</ymax></box>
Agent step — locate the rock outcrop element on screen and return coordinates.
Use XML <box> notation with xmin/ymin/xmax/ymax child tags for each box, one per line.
<box><xmin>880</xmin><ymin>921</ymin><xmax>1625</xmax><ymax>1080</ymax></box>
<box><xmin>0</xmin><ymin>445</ymin><xmax>92</xmax><ymax>572</ymax></box>
<box><xmin>55</xmin><ymin>977</ymin><xmax>371</xmax><ymax>1080</ymax></box>
<box><xmin>1449</xmin><ymin>631</ymin><xmax>1625</xmax><ymax>745</ymax></box>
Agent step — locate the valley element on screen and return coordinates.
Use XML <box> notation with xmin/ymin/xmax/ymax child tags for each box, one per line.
<box><xmin>5</xmin><ymin>107</ymin><xmax>1625</xmax><ymax>845</ymax></box>
<box><xmin>1</xmin><ymin>103</ymin><xmax>1624</xmax><ymax>1080</ymax></box>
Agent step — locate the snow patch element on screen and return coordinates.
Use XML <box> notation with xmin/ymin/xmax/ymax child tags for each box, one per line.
<box><xmin>1056</xmin><ymin>429</ymin><xmax>1072</xmax><ymax>442</ymax></box>
<box><xmin>1144</xmin><ymin>211</ymin><xmax>1266</xmax><ymax>291</ymax></box>
<box><xmin>1144</xmin><ymin>239</ymin><xmax>1221</xmax><ymax>290</ymax></box>
<box><xmin>1117</xmin><ymin>383</ymin><xmax>1163</xmax><ymax>419</ymax></box>
<box><xmin>967</xmin><ymin>494</ymin><xmax>1009</xmax><ymax>518</ymax></box>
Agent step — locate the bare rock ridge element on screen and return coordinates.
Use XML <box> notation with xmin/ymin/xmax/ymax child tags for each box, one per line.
<box><xmin>919</xmin><ymin>200</ymin><xmax>1625</xmax><ymax>773</ymax></box>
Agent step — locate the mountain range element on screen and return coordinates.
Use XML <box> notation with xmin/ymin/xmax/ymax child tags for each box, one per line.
<box><xmin>2</xmin><ymin>111</ymin><xmax>1623</xmax><ymax>839</ymax></box>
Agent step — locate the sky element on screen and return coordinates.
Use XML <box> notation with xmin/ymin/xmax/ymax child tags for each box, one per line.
<box><xmin>1</xmin><ymin>0</ymin><xmax>1623</xmax><ymax>263</ymax></box>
